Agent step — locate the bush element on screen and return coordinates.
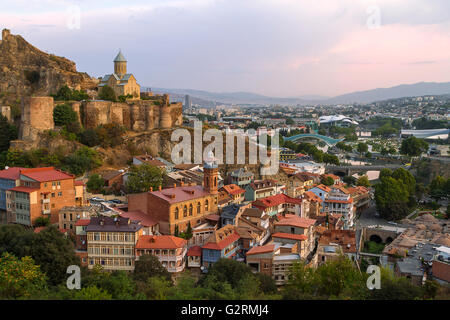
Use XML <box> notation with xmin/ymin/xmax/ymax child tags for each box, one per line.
<box><xmin>98</xmin><ymin>85</ymin><xmax>116</xmax><ymax>102</ymax></box>
<box><xmin>53</xmin><ymin>104</ymin><xmax>78</xmax><ymax>127</ymax></box>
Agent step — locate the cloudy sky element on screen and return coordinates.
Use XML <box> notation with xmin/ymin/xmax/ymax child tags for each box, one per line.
<box><xmin>1</xmin><ymin>0</ymin><xmax>450</xmax><ymax>97</ymax></box>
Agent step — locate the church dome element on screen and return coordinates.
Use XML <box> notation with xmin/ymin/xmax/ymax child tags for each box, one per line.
<box><xmin>114</xmin><ymin>50</ymin><xmax>127</xmax><ymax>62</ymax></box>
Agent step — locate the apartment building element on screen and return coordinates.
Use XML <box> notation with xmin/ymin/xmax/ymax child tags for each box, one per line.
<box><xmin>0</xmin><ymin>167</ymin><xmax>23</xmax><ymax>224</ymax></box>
<box><xmin>202</xmin><ymin>224</ymin><xmax>241</xmax><ymax>268</ymax></box>
<box><xmin>135</xmin><ymin>235</ymin><xmax>187</xmax><ymax>273</ymax></box>
<box><xmin>323</xmin><ymin>186</ymin><xmax>355</xmax><ymax>230</ymax></box>
<box><xmin>5</xmin><ymin>167</ymin><xmax>85</xmax><ymax>226</ymax></box>
<box><xmin>252</xmin><ymin>193</ymin><xmax>303</xmax><ymax>217</ymax></box>
<box><xmin>220</xmin><ymin>184</ymin><xmax>245</xmax><ymax>204</ymax></box>
<box><xmin>59</xmin><ymin>206</ymin><xmax>98</xmax><ymax>232</ymax></box>
<box><xmin>86</xmin><ymin>216</ymin><xmax>143</xmax><ymax>271</ymax></box>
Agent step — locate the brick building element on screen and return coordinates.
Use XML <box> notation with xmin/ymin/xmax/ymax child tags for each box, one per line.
<box><xmin>5</xmin><ymin>167</ymin><xmax>85</xmax><ymax>226</ymax></box>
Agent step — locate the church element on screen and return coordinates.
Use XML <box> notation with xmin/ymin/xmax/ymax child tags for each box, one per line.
<box><xmin>98</xmin><ymin>50</ymin><xmax>141</xmax><ymax>99</ymax></box>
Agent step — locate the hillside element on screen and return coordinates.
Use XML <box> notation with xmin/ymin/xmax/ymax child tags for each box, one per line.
<box><xmin>0</xmin><ymin>28</ymin><xmax>97</xmax><ymax>107</ymax></box>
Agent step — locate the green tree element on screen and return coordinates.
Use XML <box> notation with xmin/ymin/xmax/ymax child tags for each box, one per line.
<box><xmin>356</xmin><ymin>142</ymin><xmax>368</xmax><ymax>155</ymax></box>
<box><xmin>134</xmin><ymin>254</ymin><xmax>171</xmax><ymax>282</ymax></box>
<box><xmin>53</xmin><ymin>104</ymin><xmax>78</xmax><ymax>127</ymax></box>
<box><xmin>375</xmin><ymin>176</ymin><xmax>410</xmax><ymax>220</ymax></box>
<box><xmin>0</xmin><ymin>115</ymin><xmax>18</xmax><ymax>154</ymax></box>
<box><xmin>34</xmin><ymin>216</ymin><xmax>50</xmax><ymax>227</ymax></box>
<box><xmin>321</xmin><ymin>176</ymin><xmax>335</xmax><ymax>186</ymax></box>
<box><xmin>30</xmin><ymin>225</ymin><xmax>80</xmax><ymax>286</ymax></box>
<box><xmin>98</xmin><ymin>85</ymin><xmax>117</xmax><ymax>102</ymax></box>
<box><xmin>400</xmin><ymin>136</ymin><xmax>428</xmax><ymax>157</ymax></box>
<box><xmin>73</xmin><ymin>286</ymin><xmax>112</xmax><ymax>300</ymax></box>
<box><xmin>125</xmin><ymin>164</ymin><xmax>163</xmax><ymax>194</ymax></box>
<box><xmin>87</xmin><ymin>174</ymin><xmax>105</xmax><ymax>193</ymax></box>
<box><xmin>0</xmin><ymin>252</ymin><xmax>47</xmax><ymax>299</ymax></box>
<box><xmin>63</xmin><ymin>146</ymin><xmax>102</xmax><ymax>176</ymax></box>
<box><xmin>356</xmin><ymin>175</ymin><xmax>370</xmax><ymax>187</ymax></box>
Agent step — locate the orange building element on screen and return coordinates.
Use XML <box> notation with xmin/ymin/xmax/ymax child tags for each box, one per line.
<box><xmin>128</xmin><ymin>155</ymin><xmax>219</xmax><ymax>235</ymax></box>
<box><xmin>5</xmin><ymin>167</ymin><xmax>85</xmax><ymax>226</ymax></box>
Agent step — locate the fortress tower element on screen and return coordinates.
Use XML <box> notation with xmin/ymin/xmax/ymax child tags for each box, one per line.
<box><xmin>203</xmin><ymin>151</ymin><xmax>219</xmax><ymax>195</ymax></box>
<box><xmin>114</xmin><ymin>50</ymin><xmax>127</xmax><ymax>77</ymax></box>
<box><xmin>19</xmin><ymin>96</ymin><xmax>54</xmax><ymax>141</ymax></box>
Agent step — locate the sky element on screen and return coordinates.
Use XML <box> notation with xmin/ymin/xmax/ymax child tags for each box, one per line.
<box><xmin>1</xmin><ymin>0</ymin><xmax>450</xmax><ymax>97</ymax></box>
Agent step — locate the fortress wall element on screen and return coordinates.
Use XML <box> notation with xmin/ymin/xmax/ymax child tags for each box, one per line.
<box><xmin>170</xmin><ymin>102</ymin><xmax>183</xmax><ymax>126</ymax></box>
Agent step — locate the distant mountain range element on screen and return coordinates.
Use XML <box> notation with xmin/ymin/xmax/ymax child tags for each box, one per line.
<box><xmin>145</xmin><ymin>81</ymin><xmax>450</xmax><ymax>106</ymax></box>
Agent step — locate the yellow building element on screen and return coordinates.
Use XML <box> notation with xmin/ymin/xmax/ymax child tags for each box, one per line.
<box><xmin>98</xmin><ymin>50</ymin><xmax>141</xmax><ymax>99</ymax></box>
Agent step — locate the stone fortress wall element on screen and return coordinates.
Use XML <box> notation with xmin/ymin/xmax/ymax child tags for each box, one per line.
<box><xmin>18</xmin><ymin>93</ymin><xmax>183</xmax><ymax>141</ymax></box>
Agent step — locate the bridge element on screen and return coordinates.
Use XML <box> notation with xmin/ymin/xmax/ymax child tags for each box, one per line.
<box><xmin>283</xmin><ymin>133</ymin><xmax>344</xmax><ymax>146</ymax></box>
<box><xmin>325</xmin><ymin>164</ymin><xmax>406</xmax><ymax>176</ymax></box>
<box><xmin>401</xmin><ymin>128</ymin><xmax>449</xmax><ymax>139</ymax></box>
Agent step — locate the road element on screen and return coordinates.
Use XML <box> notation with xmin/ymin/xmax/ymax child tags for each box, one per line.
<box><xmin>355</xmin><ymin>202</ymin><xmax>409</xmax><ymax>230</ymax></box>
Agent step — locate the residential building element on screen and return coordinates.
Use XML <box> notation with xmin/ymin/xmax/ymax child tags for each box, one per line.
<box><xmin>75</xmin><ymin>219</ymin><xmax>90</xmax><ymax>266</ymax></box>
<box><xmin>86</xmin><ymin>216</ymin><xmax>143</xmax><ymax>271</ymax></box>
<box><xmin>119</xmin><ymin>209</ymin><xmax>159</xmax><ymax>236</ymax></box>
<box><xmin>58</xmin><ymin>206</ymin><xmax>98</xmax><ymax>232</ymax></box>
<box><xmin>5</xmin><ymin>167</ymin><xmax>85</xmax><ymax>226</ymax></box>
<box><xmin>323</xmin><ymin>186</ymin><xmax>355</xmax><ymax>229</ymax></box>
<box><xmin>220</xmin><ymin>184</ymin><xmax>245</xmax><ymax>204</ymax></box>
<box><xmin>0</xmin><ymin>167</ymin><xmax>24</xmax><ymax>224</ymax></box>
<box><xmin>187</xmin><ymin>245</ymin><xmax>202</xmax><ymax>268</ymax></box>
<box><xmin>318</xmin><ymin>229</ymin><xmax>359</xmax><ymax>263</ymax></box>
<box><xmin>432</xmin><ymin>246</ymin><xmax>450</xmax><ymax>284</ymax></box>
<box><xmin>135</xmin><ymin>235</ymin><xmax>187</xmax><ymax>273</ymax></box>
<box><xmin>347</xmin><ymin>186</ymin><xmax>371</xmax><ymax>215</ymax></box>
<box><xmin>219</xmin><ymin>203</ymin><xmax>251</xmax><ymax>227</ymax></box>
<box><xmin>228</xmin><ymin>168</ymin><xmax>254</xmax><ymax>188</ymax></box>
<box><xmin>245</xmin><ymin>179</ymin><xmax>278</xmax><ymax>201</ymax></box>
<box><xmin>252</xmin><ymin>194</ymin><xmax>303</xmax><ymax>217</ymax></box>
<box><xmin>202</xmin><ymin>224</ymin><xmax>240</xmax><ymax>268</ymax></box>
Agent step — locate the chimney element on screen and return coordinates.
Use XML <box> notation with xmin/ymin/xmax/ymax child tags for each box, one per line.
<box><xmin>158</xmin><ymin>185</ymin><xmax>162</xmax><ymax>191</ymax></box>
<box><xmin>150</xmin><ymin>186</ymin><xmax>153</xmax><ymax>192</ymax></box>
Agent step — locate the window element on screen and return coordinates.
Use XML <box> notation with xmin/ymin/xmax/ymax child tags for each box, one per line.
<box><xmin>52</xmin><ymin>193</ymin><xmax>55</xmax><ymax>198</ymax></box>
<box><xmin>174</xmin><ymin>207</ymin><xmax>179</xmax><ymax>220</ymax></box>
<box><xmin>58</xmin><ymin>192</ymin><xmax>62</xmax><ymax>197</ymax></box>
<box><xmin>291</xmin><ymin>227</ymin><xmax>295</xmax><ymax>234</ymax></box>
<box><xmin>183</xmin><ymin>205</ymin><xmax>187</xmax><ymax>217</ymax></box>
<box><xmin>205</xmin><ymin>199</ymin><xmax>209</xmax><ymax>211</ymax></box>
<box><xmin>189</xmin><ymin>204</ymin><xmax>193</xmax><ymax>216</ymax></box>
<box><xmin>197</xmin><ymin>202</ymin><xmax>201</xmax><ymax>214</ymax></box>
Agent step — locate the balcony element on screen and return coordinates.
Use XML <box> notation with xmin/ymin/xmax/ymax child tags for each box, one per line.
<box><xmin>42</xmin><ymin>199</ymin><xmax>50</xmax><ymax>204</ymax></box>
<box><xmin>42</xmin><ymin>209</ymin><xmax>51</xmax><ymax>214</ymax></box>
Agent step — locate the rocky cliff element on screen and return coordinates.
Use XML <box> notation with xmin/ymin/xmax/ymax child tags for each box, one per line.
<box><xmin>0</xmin><ymin>29</ymin><xmax>97</xmax><ymax>106</ymax></box>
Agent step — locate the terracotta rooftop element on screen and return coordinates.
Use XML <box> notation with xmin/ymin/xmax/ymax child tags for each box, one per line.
<box><xmin>221</xmin><ymin>184</ymin><xmax>245</xmax><ymax>195</ymax></box>
<box><xmin>319</xmin><ymin>229</ymin><xmax>357</xmax><ymax>253</ymax></box>
<box><xmin>8</xmin><ymin>186</ymin><xmax>39</xmax><ymax>193</ymax></box>
<box><xmin>20</xmin><ymin>167</ymin><xmax>74</xmax><ymax>182</ymax></box>
<box><xmin>187</xmin><ymin>245</ymin><xmax>202</xmax><ymax>256</ymax></box>
<box><xmin>303</xmin><ymin>191</ymin><xmax>322</xmax><ymax>203</ymax></box>
<box><xmin>202</xmin><ymin>225</ymin><xmax>240</xmax><ymax>250</ymax></box>
<box><xmin>75</xmin><ymin>219</ymin><xmax>91</xmax><ymax>226</ymax></box>
<box><xmin>275</xmin><ymin>214</ymin><xmax>316</xmax><ymax>229</ymax></box>
<box><xmin>136</xmin><ymin>235</ymin><xmax>186</xmax><ymax>250</ymax></box>
<box><xmin>252</xmin><ymin>193</ymin><xmax>302</xmax><ymax>209</ymax></box>
<box><xmin>246</xmin><ymin>244</ymin><xmax>276</xmax><ymax>255</ymax></box>
<box><xmin>312</xmin><ymin>184</ymin><xmax>331</xmax><ymax>193</ymax></box>
<box><xmin>0</xmin><ymin>167</ymin><xmax>25</xmax><ymax>180</ymax></box>
<box><xmin>150</xmin><ymin>185</ymin><xmax>211</xmax><ymax>204</ymax></box>
<box><xmin>272</xmin><ymin>232</ymin><xmax>307</xmax><ymax>241</ymax></box>
<box><xmin>120</xmin><ymin>210</ymin><xmax>158</xmax><ymax>227</ymax></box>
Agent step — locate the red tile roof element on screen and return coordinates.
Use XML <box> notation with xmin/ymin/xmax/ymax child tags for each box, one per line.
<box><xmin>246</xmin><ymin>244</ymin><xmax>276</xmax><ymax>255</ymax></box>
<box><xmin>303</xmin><ymin>191</ymin><xmax>322</xmax><ymax>203</ymax></box>
<box><xmin>0</xmin><ymin>167</ymin><xmax>25</xmax><ymax>180</ymax></box>
<box><xmin>120</xmin><ymin>210</ymin><xmax>158</xmax><ymax>227</ymax></box>
<box><xmin>276</xmin><ymin>214</ymin><xmax>316</xmax><ymax>228</ymax></box>
<box><xmin>20</xmin><ymin>167</ymin><xmax>74</xmax><ymax>182</ymax></box>
<box><xmin>325</xmin><ymin>198</ymin><xmax>353</xmax><ymax>204</ymax></box>
<box><xmin>272</xmin><ymin>232</ymin><xmax>307</xmax><ymax>241</ymax></box>
<box><xmin>150</xmin><ymin>185</ymin><xmax>211</xmax><ymax>204</ymax></box>
<box><xmin>135</xmin><ymin>235</ymin><xmax>187</xmax><ymax>250</ymax></box>
<box><xmin>313</xmin><ymin>184</ymin><xmax>331</xmax><ymax>193</ymax></box>
<box><xmin>187</xmin><ymin>245</ymin><xmax>202</xmax><ymax>256</ymax></box>
<box><xmin>221</xmin><ymin>184</ymin><xmax>245</xmax><ymax>195</ymax></box>
<box><xmin>252</xmin><ymin>193</ymin><xmax>302</xmax><ymax>209</ymax></box>
<box><xmin>202</xmin><ymin>226</ymin><xmax>240</xmax><ymax>250</ymax></box>
<box><xmin>8</xmin><ymin>186</ymin><xmax>39</xmax><ymax>193</ymax></box>
<box><xmin>75</xmin><ymin>219</ymin><xmax>91</xmax><ymax>226</ymax></box>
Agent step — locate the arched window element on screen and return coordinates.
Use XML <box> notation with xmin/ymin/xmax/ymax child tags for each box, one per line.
<box><xmin>183</xmin><ymin>205</ymin><xmax>187</xmax><ymax>217</ymax></box>
<box><xmin>174</xmin><ymin>207</ymin><xmax>179</xmax><ymax>220</ymax></box>
<box><xmin>197</xmin><ymin>202</ymin><xmax>201</xmax><ymax>214</ymax></box>
<box><xmin>214</xmin><ymin>177</ymin><xmax>217</xmax><ymax>187</ymax></box>
<box><xmin>189</xmin><ymin>204</ymin><xmax>193</xmax><ymax>216</ymax></box>
<box><xmin>205</xmin><ymin>199</ymin><xmax>209</xmax><ymax>211</ymax></box>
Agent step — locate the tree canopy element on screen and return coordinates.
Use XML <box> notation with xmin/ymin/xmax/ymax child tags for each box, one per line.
<box><xmin>125</xmin><ymin>164</ymin><xmax>163</xmax><ymax>194</ymax></box>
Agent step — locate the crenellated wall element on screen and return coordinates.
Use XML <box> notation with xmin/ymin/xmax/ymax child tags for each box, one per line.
<box><xmin>78</xmin><ymin>96</ymin><xmax>182</xmax><ymax>131</ymax></box>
